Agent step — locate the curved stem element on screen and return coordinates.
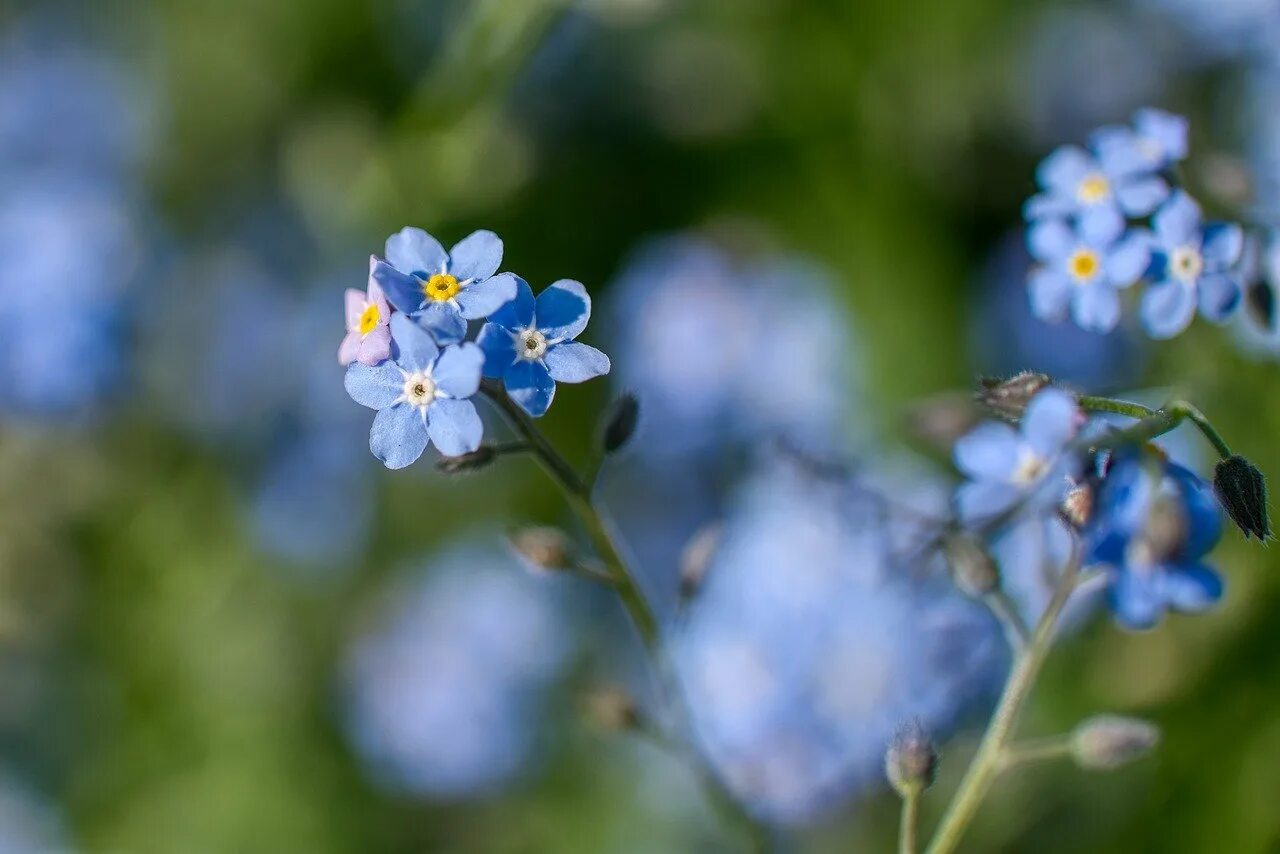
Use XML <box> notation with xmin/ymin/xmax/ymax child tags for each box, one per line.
<box><xmin>924</xmin><ymin>554</ymin><xmax>1081</xmax><ymax>854</ymax></box>
<box><xmin>999</xmin><ymin>735</ymin><xmax>1072</xmax><ymax>772</ymax></box>
<box><xmin>1077</xmin><ymin>395</ymin><xmax>1232</xmax><ymax>461</ymax></box>
<box><xmin>899</xmin><ymin>789</ymin><xmax>921</xmax><ymax>854</ymax></box>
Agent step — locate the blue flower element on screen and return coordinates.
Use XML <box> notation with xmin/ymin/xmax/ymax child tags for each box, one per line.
<box><xmin>1026</xmin><ymin>214</ymin><xmax>1150</xmax><ymax>332</ymax></box>
<box><xmin>953</xmin><ymin>387</ymin><xmax>1083</xmax><ymax>524</ymax></box>
<box><xmin>476</xmin><ymin>276</ymin><xmax>610</xmax><ymax>417</ymax></box>
<box><xmin>1024</xmin><ymin>143</ymin><xmax>1168</xmax><ymax>233</ymax></box>
<box><xmin>1086</xmin><ymin>452</ymin><xmax>1225</xmax><ymax>630</ymax></box>
<box><xmin>373</xmin><ymin>227</ymin><xmax>517</xmax><ymax>344</ymax></box>
<box><xmin>1140</xmin><ymin>191</ymin><xmax>1244</xmax><ymax>338</ymax></box>
<box><xmin>1090</xmin><ymin>108</ymin><xmax>1189</xmax><ymax>175</ymax></box>
<box><xmin>345</xmin><ymin>314</ymin><xmax>485</xmax><ymax>468</ymax></box>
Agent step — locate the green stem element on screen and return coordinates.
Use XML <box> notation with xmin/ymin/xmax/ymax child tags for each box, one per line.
<box><xmin>899</xmin><ymin>789</ymin><xmax>921</xmax><ymax>854</ymax></box>
<box><xmin>982</xmin><ymin>590</ymin><xmax>1031</xmax><ymax>654</ymax></box>
<box><xmin>1075</xmin><ymin>395</ymin><xmax>1157</xmax><ymax>420</ymax></box>
<box><xmin>999</xmin><ymin>736</ymin><xmax>1072</xmax><ymax>771</ymax></box>
<box><xmin>1076</xmin><ymin>395</ymin><xmax>1232</xmax><ymax>460</ymax></box>
<box><xmin>924</xmin><ymin>554</ymin><xmax>1081</xmax><ymax>854</ymax></box>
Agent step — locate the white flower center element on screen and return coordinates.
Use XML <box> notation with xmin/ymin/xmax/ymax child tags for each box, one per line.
<box><xmin>402</xmin><ymin>371</ymin><xmax>438</xmax><ymax>408</ymax></box>
<box><xmin>1011</xmin><ymin>449</ymin><xmax>1049</xmax><ymax>486</ymax></box>
<box><xmin>516</xmin><ymin>328</ymin><xmax>548</xmax><ymax>360</ymax></box>
<box><xmin>1170</xmin><ymin>245</ymin><xmax>1203</xmax><ymax>282</ymax></box>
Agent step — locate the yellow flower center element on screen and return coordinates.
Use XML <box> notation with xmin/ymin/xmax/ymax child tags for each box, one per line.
<box><xmin>422</xmin><ymin>273</ymin><xmax>461</xmax><ymax>303</ymax></box>
<box><xmin>1076</xmin><ymin>173</ymin><xmax>1111</xmax><ymax>204</ymax></box>
<box><xmin>1067</xmin><ymin>248</ymin><xmax>1100</xmax><ymax>283</ymax></box>
<box><xmin>358</xmin><ymin>303</ymin><xmax>381</xmax><ymax>336</ymax></box>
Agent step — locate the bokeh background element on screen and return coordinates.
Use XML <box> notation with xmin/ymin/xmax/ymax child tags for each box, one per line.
<box><xmin>3</xmin><ymin>0</ymin><xmax>1280</xmax><ymax>851</ymax></box>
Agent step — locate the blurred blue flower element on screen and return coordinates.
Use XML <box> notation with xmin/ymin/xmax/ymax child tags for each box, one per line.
<box><xmin>1090</xmin><ymin>108</ymin><xmax>1189</xmax><ymax>176</ymax></box>
<box><xmin>346</xmin><ymin>315</ymin><xmax>486</xmax><ymax>468</ymax></box>
<box><xmin>342</xmin><ymin>543</ymin><xmax>570</xmax><ymax>799</ymax></box>
<box><xmin>0</xmin><ymin>770</ymin><xmax>73</xmax><ymax>854</ymax></box>
<box><xmin>375</xmin><ymin>228</ymin><xmax>515</xmax><ymax>344</ymax></box>
<box><xmin>673</xmin><ymin>459</ymin><xmax>1003</xmax><ymax>823</ymax></box>
<box><xmin>1024</xmin><ymin>143</ymin><xmax>1168</xmax><ymax>232</ymax></box>
<box><xmin>1140</xmin><ymin>191</ymin><xmax>1244</xmax><ymax>338</ymax></box>
<box><xmin>1135</xmin><ymin>0</ymin><xmax>1280</xmax><ymax>59</ymax></box>
<box><xmin>1026</xmin><ymin>215</ymin><xmax>1150</xmax><ymax>333</ymax></box>
<box><xmin>477</xmin><ymin>276</ymin><xmax>610</xmax><ymax>417</ymax></box>
<box><xmin>954</xmin><ymin>388</ymin><xmax>1083</xmax><ymax>525</ymax></box>
<box><xmin>1086</xmin><ymin>452</ymin><xmax>1225</xmax><ymax>629</ymax></box>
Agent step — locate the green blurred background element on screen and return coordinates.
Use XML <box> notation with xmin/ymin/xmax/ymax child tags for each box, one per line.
<box><xmin>3</xmin><ymin>0</ymin><xmax>1280</xmax><ymax>851</ymax></box>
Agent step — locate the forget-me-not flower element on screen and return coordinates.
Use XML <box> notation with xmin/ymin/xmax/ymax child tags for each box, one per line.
<box><xmin>1090</xmin><ymin>108</ymin><xmax>1189</xmax><ymax>176</ymax></box>
<box><xmin>477</xmin><ymin>276</ymin><xmax>610</xmax><ymax>417</ymax></box>
<box><xmin>338</xmin><ymin>256</ymin><xmax>393</xmax><ymax>366</ymax></box>
<box><xmin>374</xmin><ymin>227</ymin><xmax>517</xmax><ymax>344</ymax></box>
<box><xmin>345</xmin><ymin>314</ymin><xmax>485</xmax><ymax>468</ymax></box>
<box><xmin>1027</xmin><ymin>213</ymin><xmax>1150</xmax><ymax>332</ymax></box>
<box><xmin>954</xmin><ymin>387</ymin><xmax>1083</xmax><ymax>524</ymax></box>
<box><xmin>1086</xmin><ymin>452</ymin><xmax>1225</xmax><ymax>630</ymax></box>
<box><xmin>1141</xmin><ymin>190</ymin><xmax>1244</xmax><ymax>339</ymax></box>
<box><xmin>1024</xmin><ymin>142</ymin><xmax>1168</xmax><ymax>234</ymax></box>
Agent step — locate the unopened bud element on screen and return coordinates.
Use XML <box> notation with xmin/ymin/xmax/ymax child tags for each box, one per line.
<box><xmin>600</xmin><ymin>393</ymin><xmax>640</xmax><ymax>455</ymax></box>
<box><xmin>1070</xmin><ymin>715</ymin><xmax>1159</xmax><ymax>770</ymax></box>
<box><xmin>679</xmin><ymin>523</ymin><xmax>723</xmax><ymax>603</ymax></box>
<box><xmin>976</xmin><ymin>372</ymin><xmax>1053</xmax><ymax>420</ymax></box>
<box><xmin>886</xmin><ymin>719</ymin><xmax>937</xmax><ymax>796</ymax></box>
<box><xmin>944</xmin><ymin>534</ymin><xmax>1000</xmax><ymax>598</ymax></box>
<box><xmin>582</xmin><ymin>686</ymin><xmax>641</xmax><ymax>731</ymax></box>
<box><xmin>1062</xmin><ymin>483</ymin><xmax>1094</xmax><ymax>528</ymax></box>
<box><xmin>1214</xmin><ymin>454</ymin><xmax>1271</xmax><ymax>540</ymax></box>
<box><xmin>436</xmin><ymin>445</ymin><xmax>497</xmax><ymax>475</ymax></box>
<box><xmin>507</xmin><ymin>527</ymin><xmax>575</xmax><ymax>573</ymax></box>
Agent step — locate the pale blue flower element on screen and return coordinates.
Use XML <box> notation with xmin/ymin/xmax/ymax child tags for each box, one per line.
<box><xmin>1026</xmin><ymin>214</ymin><xmax>1150</xmax><ymax>333</ymax></box>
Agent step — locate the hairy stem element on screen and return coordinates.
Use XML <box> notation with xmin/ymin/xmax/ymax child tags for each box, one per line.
<box><xmin>999</xmin><ymin>735</ymin><xmax>1073</xmax><ymax>771</ymax></box>
<box><xmin>899</xmin><ymin>789</ymin><xmax>922</xmax><ymax>854</ymax></box>
<box><xmin>924</xmin><ymin>554</ymin><xmax>1081</xmax><ymax>854</ymax></box>
<box><xmin>1077</xmin><ymin>395</ymin><xmax>1232</xmax><ymax>460</ymax></box>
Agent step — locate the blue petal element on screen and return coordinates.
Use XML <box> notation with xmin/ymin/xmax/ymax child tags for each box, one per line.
<box><xmin>488</xmin><ymin>276</ymin><xmax>535</xmax><ymax>329</ymax></box>
<box><xmin>1026</xmin><ymin>219</ymin><xmax>1074</xmax><ymax>262</ymax></box>
<box><xmin>476</xmin><ymin>322</ymin><xmax>517</xmax><ymax>378</ymax></box>
<box><xmin>505</xmin><ymin>359</ymin><xmax>556</xmax><ymax>417</ymax></box>
<box><xmin>373</xmin><ymin>259</ymin><xmax>424</xmax><ymax>315</ymax></box>
<box><xmin>455</xmin><ymin>271</ymin><xmax>519</xmax><ymax>320</ymax></box>
<box><xmin>1104</xmin><ymin>230</ymin><xmax>1151</xmax><ymax>285</ymax></box>
<box><xmin>1140</xmin><ymin>280</ymin><xmax>1196</xmax><ymax>339</ymax></box>
<box><xmin>1198</xmin><ymin>272</ymin><xmax>1241</xmax><ymax>322</ymax></box>
<box><xmin>954</xmin><ymin>422</ymin><xmax>1020</xmax><ymax>481</ymax></box>
<box><xmin>1162</xmin><ymin>563</ymin><xmax>1223</xmax><ymax>613</ymax></box>
<box><xmin>1201</xmin><ymin>222</ymin><xmax>1243</xmax><ymax>267</ymax></box>
<box><xmin>416</xmin><ymin>302</ymin><xmax>467</xmax><ymax>345</ymax></box>
<box><xmin>1108</xmin><ymin>570</ymin><xmax>1162</xmax><ymax>631</ymax></box>
<box><xmin>1022</xmin><ymin>388</ymin><xmax>1079</xmax><ymax>456</ymax></box>
<box><xmin>386</xmin><ymin>227</ymin><xmax>447</xmax><ymax>277</ymax></box>
<box><xmin>1115</xmin><ymin>175</ymin><xmax>1169</xmax><ymax>217</ymax></box>
<box><xmin>1091</xmin><ymin>125</ymin><xmax>1149</xmax><ymax>176</ymax></box>
<box><xmin>1071</xmin><ymin>283</ymin><xmax>1121</xmax><ymax>333</ymax></box>
<box><xmin>433</xmin><ymin>342</ymin><xmax>484</xmax><ymax>399</ymax></box>
<box><xmin>427</xmin><ymin>398</ymin><xmax>483</xmax><ymax>456</ymax></box>
<box><xmin>1152</xmin><ymin>191</ymin><xmax>1201</xmax><ymax>245</ymax></box>
<box><xmin>1028</xmin><ymin>267</ymin><xmax>1073</xmax><ymax>321</ymax></box>
<box><xmin>370</xmin><ymin>404</ymin><xmax>430</xmax><ymax>469</ymax></box>
<box><xmin>1036</xmin><ymin>145</ymin><xmax>1092</xmax><ymax>193</ymax></box>
<box><xmin>1134</xmin><ymin>108</ymin><xmax>1188</xmax><ymax>162</ymax></box>
<box><xmin>1079</xmin><ymin>205</ymin><xmax>1124</xmax><ymax>247</ymax></box>
<box><xmin>1168</xmin><ymin>464</ymin><xmax>1224</xmax><ymax>558</ymax></box>
<box><xmin>535</xmin><ymin>279</ymin><xmax>591</xmax><ymax>341</ymax></box>
<box><xmin>1024</xmin><ymin>193</ymin><xmax>1075</xmax><ymax>221</ymax></box>
<box><xmin>390</xmin><ymin>312</ymin><xmax>439</xmax><ymax>371</ymax></box>
<box><xmin>447</xmin><ymin>229</ymin><xmax>503</xmax><ymax>283</ymax></box>
<box><xmin>957</xmin><ymin>480</ymin><xmax>1020</xmax><ymax>526</ymax></box>
<box><xmin>345</xmin><ymin>361</ymin><xmax>402</xmax><ymax>409</ymax></box>
<box><xmin>544</xmin><ymin>342</ymin><xmax>610</xmax><ymax>383</ymax></box>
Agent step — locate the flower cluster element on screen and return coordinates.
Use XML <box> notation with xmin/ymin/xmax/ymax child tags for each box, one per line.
<box><xmin>1024</xmin><ymin>109</ymin><xmax>1245</xmax><ymax>338</ymax></box>
<box><xmin>340</xmin><ymin>228</ymin><xmax>610</xmax><ymax>468</ymax></box>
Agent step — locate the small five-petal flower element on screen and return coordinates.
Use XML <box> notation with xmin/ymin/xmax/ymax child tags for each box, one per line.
<box><xmin>1027</xmin><ymin>214</ymin><xmax>1150</xmax><ymax>333</ymax></box>
<box><xmin>374</xmin><ymin>227</ymin><xmax>518</xmax><ymax>344</ymax></box>
<box><xmin>345</xmin><ymin>314</ymin><xmax>486</xmax><ymax>468</ymax></box>
<box><xmin>476</xmin><ymin>277</ymin><xmax>610</xmax><ymax>417</ymax></box>
<box><xmin>1024</xmin><ymin>143</ymin><xmax>1169</xmax><ymax>236</ymax></box>
<box><xmin>338</xmin><ymin>257</ymin><xmax>393</xmax><ymax>366</ymax></box>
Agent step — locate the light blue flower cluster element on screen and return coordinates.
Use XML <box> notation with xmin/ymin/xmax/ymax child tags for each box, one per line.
<box><xmin>342</xmin><ymin>228</ymin><xmax>610</xmax><ymax>467</ymax></box>
<box><xmin>1024</xmin><ymin>109</ymin><xmax>1245</xmax><ymax>338</ymax></box>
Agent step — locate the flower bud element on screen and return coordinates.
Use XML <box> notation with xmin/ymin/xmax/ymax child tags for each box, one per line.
<box><xmin>1062</xmin><ymin>483</ymin><xmax>1094</xmax><ymax>528</ymax></box>
<box><xmin>679</xmin><ymin>522</ymin><xmax>723</xmax><ymax>603</ymax></box>
<box><xmin>976</xmin><ymin>372</ymin><xmax>1053</xmax><ymax>420</ymax></box>
<box><xmin>600</xmin><ymin>393</ymin><xmax>640</xmax><ymax>455</ymax></box>
<box><xmin>581</xmin><ymin>686</ymin><xmax>641</xmax><ymax>731</ymax></box>
<box><xmin>885</xmin><ymin>719</ymin><xmax>937</xmax><ymax>796</ymax></box>
<box><xmin>436</xmin><ymin>445</ymin><xmax>497</xmax><ymax>475</ymax></box>
<box><xmin>506</xmin><ymin>526</ymin><xmax>575</xmax><ymax>573</ymax></box>
<box><xmin>944</xmin><ymin>534</ymin><xmax>1000</xmax><ymax>599</ymax></box>
<box><xmin>1070</xmin><ymin>715</ymin><xmax>1160</xmax><ymax>771</ymax></box>
<box><xmin>1214</xmin><ymin>454</ymin><xmax>1271</xmax><ymax>540</ymax></box>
